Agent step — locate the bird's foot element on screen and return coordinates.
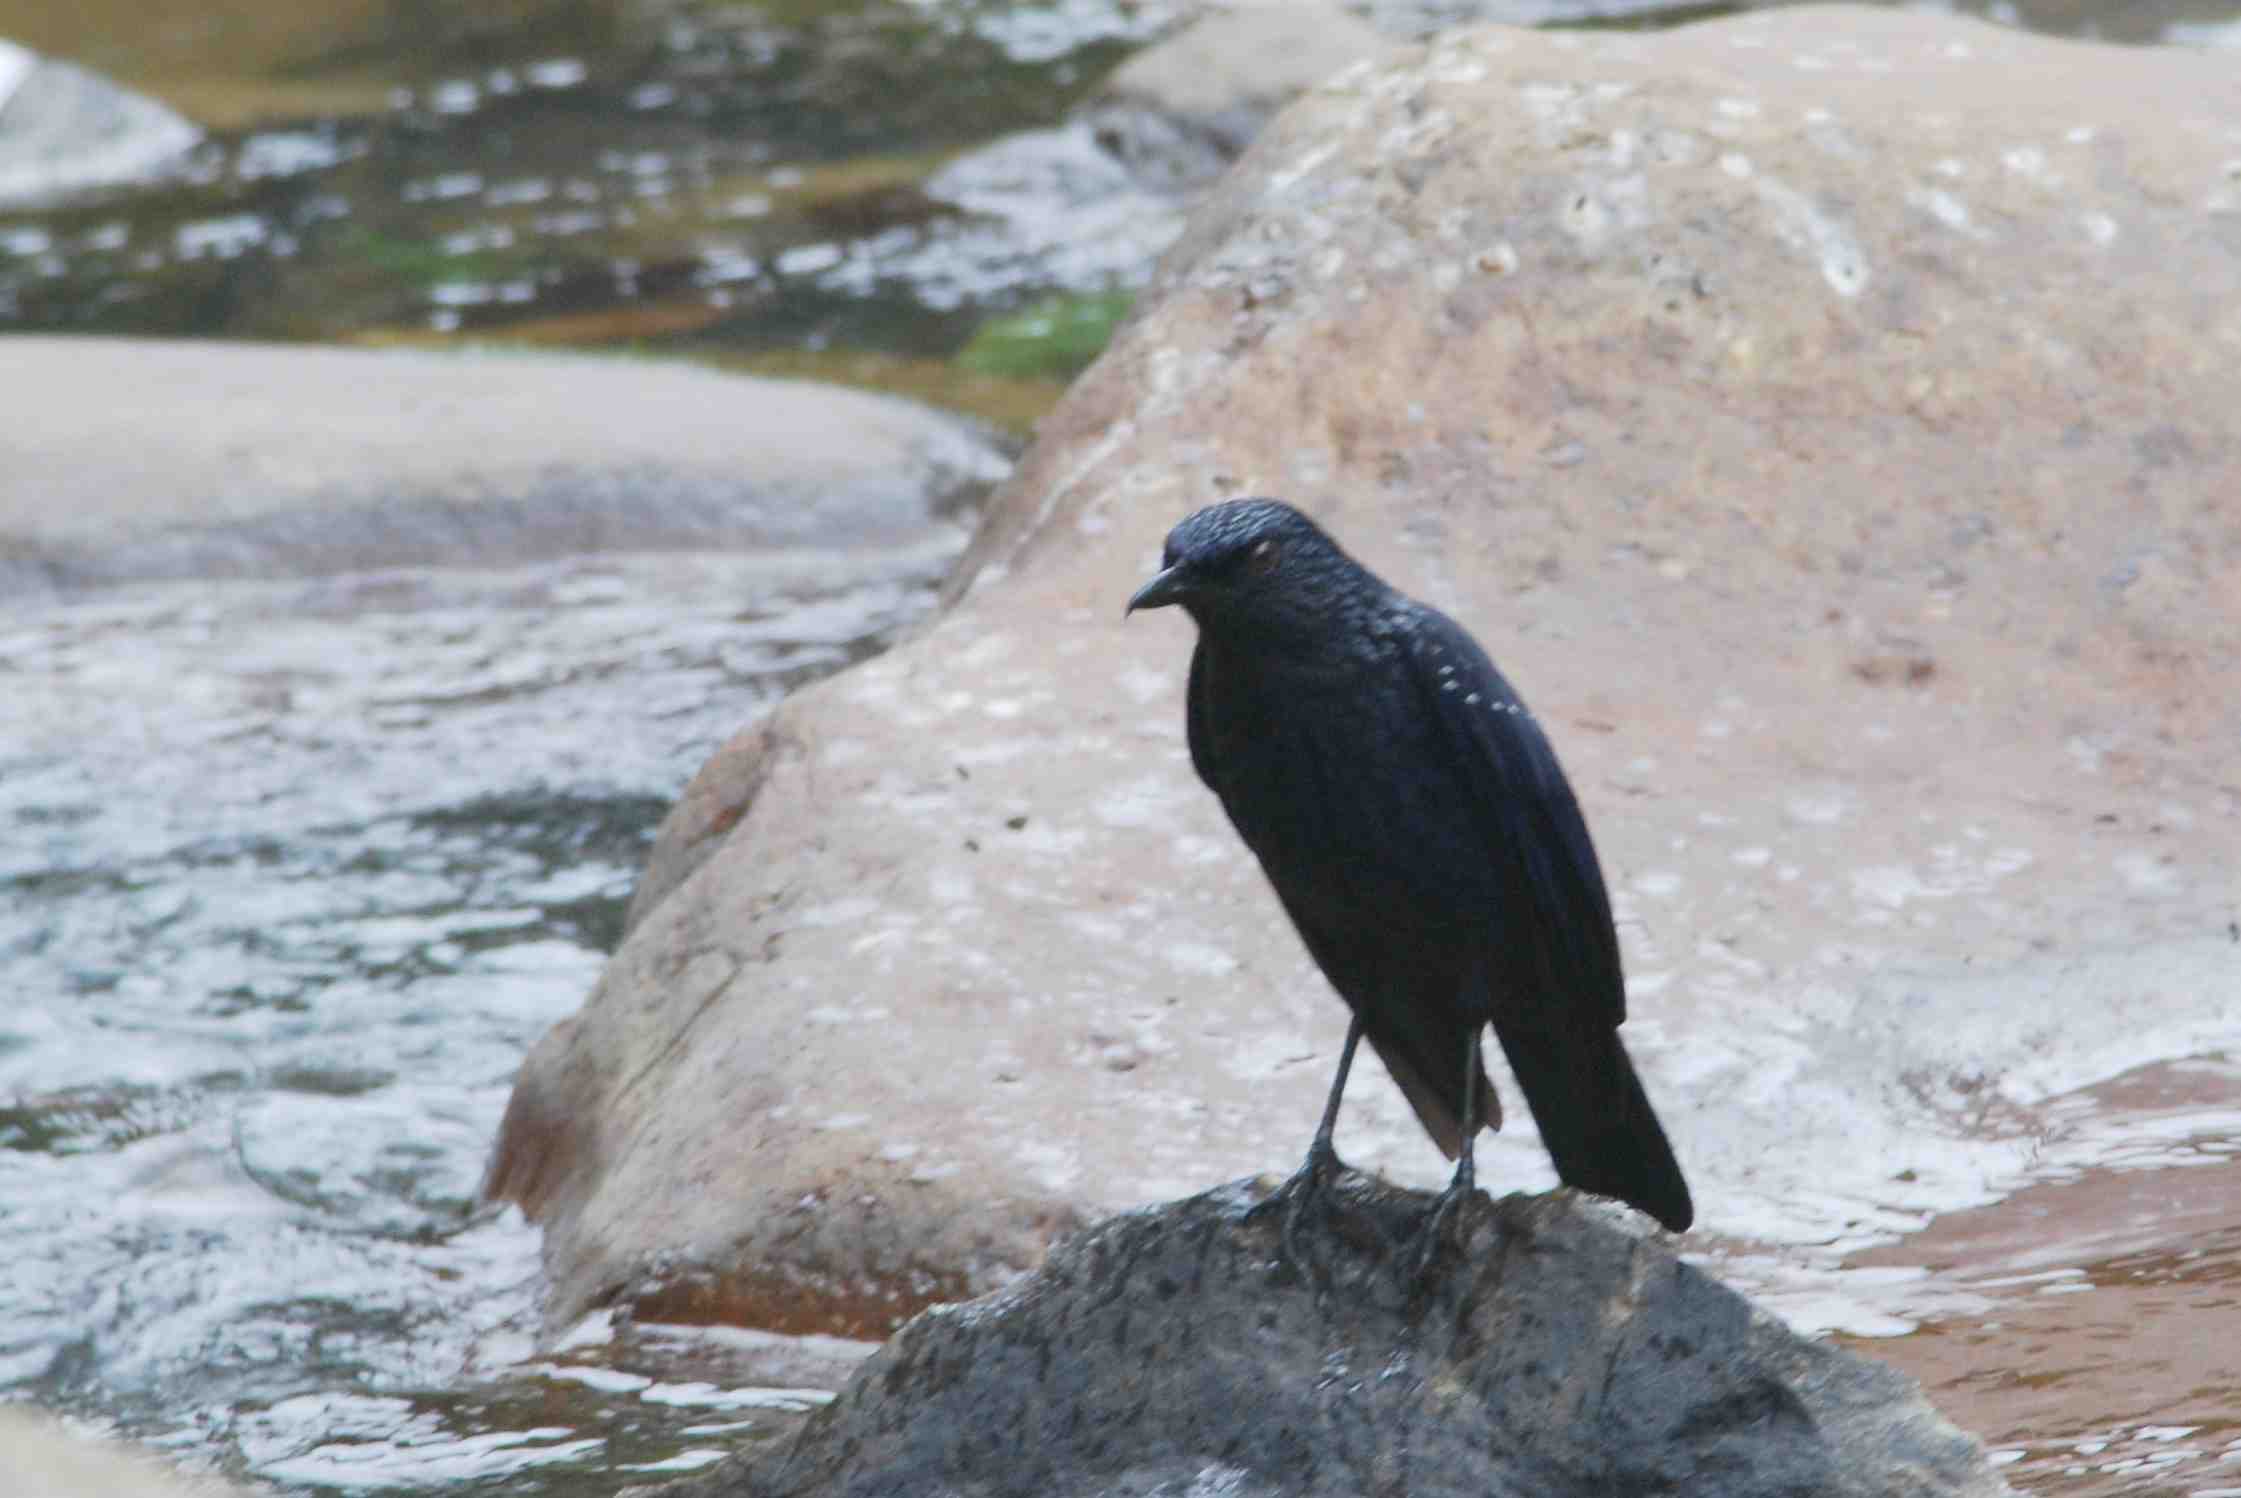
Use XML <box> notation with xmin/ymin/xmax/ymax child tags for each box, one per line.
<box><xmin>1245</xmin><ymin>1139</ymin><xmax>1326</xmax><ymax>1255</ymax></box>
<box><xmin>1410</xmin><ymin>1170</ymin><xmax>1480</xmax><ymax>1282</ymax></box>
<box><xmin>1246</xmin><ymin>1141</ymin><xmax>1413</xmax><ymax>1279</ymax></box>
<box><xmin>1246</xmin><ymin>1138</ymin><xmax>1348</xmax><ymax>1271</ymax></box>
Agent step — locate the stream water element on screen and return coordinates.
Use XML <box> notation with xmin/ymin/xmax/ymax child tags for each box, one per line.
<box><xmin>0</xmin><ymin>547</ymin><xmax>959</xmax><ymax>1492</ymax></box>
<box><xmin>5</xmin><ymin>1</ymin><xmax>2241</xmax><ymax>1494</ymax></box>
<box><xmin>0</xmin><ymin>0</ymin><xmax>1194</xmax><ymax>437</ymax></box>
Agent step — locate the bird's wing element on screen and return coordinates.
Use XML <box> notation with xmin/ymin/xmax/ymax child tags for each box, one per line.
<box><xmin>1401</xmin><ymin>607</ymin><xmax>1692</xmax><ymax>1230</ymax></box>
<box><xmin>1187</xmin><ymin>633</ymin><xmax>1497</xmax><ymax>1155</ymax></box>
<box><xmin>1400</xmin><ymin>606</ymin><xmax>1627</xmax><ymax>1031</ymax></box>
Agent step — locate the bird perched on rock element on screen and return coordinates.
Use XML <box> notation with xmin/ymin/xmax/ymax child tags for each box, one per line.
<box><xmin>1127</xmin><ymin>498</ymin><xmax>1692</xmax><ymax>1245</ymax></box>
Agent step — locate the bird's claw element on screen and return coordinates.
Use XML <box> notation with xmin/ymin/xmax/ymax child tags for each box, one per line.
<box><xmin>1410</xmin><ymin>1177</ymin><xmax>1479</xmax><ymax>1281</ymax></box>
<box><xmin>1247</xmin><ymin>1140</ymin><xmax>1419</xmax><ymax>1280</ymax></box>
<box><xmin>1246</xmin><ymin>1138</ymin><xmax>1347</xmax><ymax>1271</ymax></box>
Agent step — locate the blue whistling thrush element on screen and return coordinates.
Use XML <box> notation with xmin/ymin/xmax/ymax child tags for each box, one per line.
<box><xmin>1127</xmin><ymin>498</ymin><xmax>1693</xmax><ymax>1249</ymax></box>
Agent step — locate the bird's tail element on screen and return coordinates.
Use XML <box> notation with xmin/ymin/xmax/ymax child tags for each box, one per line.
<box><xmin>1491</xmin><ymin>1016</ymin><xmax>1693</xmax><ymax>1233</ymax></box>
<box><xmin>1369</xmin><ymin>1022</ymin><xmax>1499</xmax><ymax>1162</ymax></box>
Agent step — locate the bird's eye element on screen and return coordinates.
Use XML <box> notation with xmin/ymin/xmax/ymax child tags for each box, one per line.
<box><xmin>1246</xmin><ymin>538</ymin><xmax>1279</xmax><ymax>576</ymax></box>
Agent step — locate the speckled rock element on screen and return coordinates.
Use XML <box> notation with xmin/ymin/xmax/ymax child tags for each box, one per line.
<box><xmin>649</xmin><ymin>1177</ymin><xmax>2014</xmax><ymax>1498</ymax></box>
<box><xmin>489</xmin><ymin>5</ymin><xmax>2241</xmax><ymax>1342</ymax></box>
<box><xmin>0</xmin><ymin>338</ymin><xmax>1009</xmax><ymax>594</ymax></box>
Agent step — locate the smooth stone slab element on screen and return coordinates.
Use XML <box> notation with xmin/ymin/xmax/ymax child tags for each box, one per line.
<box><xmin>0</xmin><ymin>338</ymin><xmax>1009</xmax><ymax>594</ymax></box>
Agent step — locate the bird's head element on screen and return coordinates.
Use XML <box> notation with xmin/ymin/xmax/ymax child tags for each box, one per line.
<box><xmin>1125</xmin><ymin>498</ymin><xmax>1367</xmax><ymax>637</ymax></box>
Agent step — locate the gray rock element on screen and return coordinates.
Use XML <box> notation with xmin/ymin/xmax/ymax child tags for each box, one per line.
<box><xmin>0</xmin><ymin>41</ymin><xmax>200</xmax><ymax>205</ymax></box>
<box><xmin>0</xmin><ymin>338</ymin><xmax>1010</xmax><ymax>594</ymax></box>
<box><xmin>651</xmin><ymin>1177</ymin><xmax>2012</xmax><ymax>1498</ymax></box>
<box><xmin>1085</xmin><ymin>4</ymin><xmax>1392</xmax><ymax>191</ymax></box>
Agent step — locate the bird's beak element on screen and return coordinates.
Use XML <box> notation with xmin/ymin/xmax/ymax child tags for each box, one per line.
<box><xmin>1126</xmin><ymin>565</ymin><xmax>1186</xmax><ymax>617</ymax></box>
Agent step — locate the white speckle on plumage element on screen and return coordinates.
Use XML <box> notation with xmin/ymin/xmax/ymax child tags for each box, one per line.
<box><xmin>1441</xmin><ymin>680</ymin><xmax>1459</xmax><ymax>693</ymax></box>
<box><xmin>1464</xmin><ymin>692</ymin><xmax>1481</xmax><ymax>705</ymax></box>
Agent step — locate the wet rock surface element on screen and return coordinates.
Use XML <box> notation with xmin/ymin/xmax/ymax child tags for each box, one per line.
<box><xmin>489</xmin><ymin>4</ymin><xmax>2241</xmax><ymax>1350</ymax></box>
<box><xmin>0</xmin><ymin>337</ymin><xmax>1009</xmax><ymax>594</ymax></box>
<box><xmin>650</xmin><ymin>1176</ymin><xmax>2013</xmax><ymax>1498</ymax></box>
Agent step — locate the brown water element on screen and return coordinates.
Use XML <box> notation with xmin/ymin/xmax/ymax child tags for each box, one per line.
<box><xmin>1836</xmin><ymin>1063</ymin><xmax>2241</xmax><ymax>1495</ymax></box>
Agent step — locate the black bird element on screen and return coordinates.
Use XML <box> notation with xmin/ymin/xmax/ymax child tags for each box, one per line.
<box><xmin>1127</xmin><ymin>498</ymin><xmax>1693</xmax><ymax>1241</ymax></box>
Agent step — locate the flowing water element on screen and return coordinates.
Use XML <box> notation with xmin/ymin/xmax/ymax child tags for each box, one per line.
<box><xmin>1838</xmin><ymin>1075</ymin><xmax>2241</xmax><ymax>1494</ymax></box>
<box><xmin>0</xmin><ymin>547</ymin><xmax>960</xmax><ymax>1491</ymax></box>
<box><xmin>0</xmin><ymin>0</ymin><xmax>1193</xmax><ymax>436</ymax></box>
<box><xmin>4</xmin><ymin>1</ymin><xmax>2241</xmax><ymax>1494</ymax></box>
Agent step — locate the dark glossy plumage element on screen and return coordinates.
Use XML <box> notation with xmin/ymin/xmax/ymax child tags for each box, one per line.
<box><xmin>1129</xmin><ymin>498</ymin><xmax>1692</xmax><ymax>1233</ymax></box>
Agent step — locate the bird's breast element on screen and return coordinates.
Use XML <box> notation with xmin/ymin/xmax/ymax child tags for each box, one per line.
<box><xmin>1196</xmin><ymin>650</ymin><xmax>1477</xmax><ymax>921</ymax></box>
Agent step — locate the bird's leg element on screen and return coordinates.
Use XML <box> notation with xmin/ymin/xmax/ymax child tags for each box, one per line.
<box><xmin>1414</xmin><ymin>1028</ymin><xmax>1484</xmax><ymax>1278</ymax></box>
<box><xmin>1299</xmin><ymin>1009</ymin><xmax>1364</xmax><ymax>1179</ymax></box>
<box><xmin>1248</xmin><ymin>1012</ymin><xmax>1365</xmax><ymax>1262</ymax></box>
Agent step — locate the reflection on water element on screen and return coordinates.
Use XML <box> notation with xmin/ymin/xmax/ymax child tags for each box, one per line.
<box><xmin>1873</xmin><ymin>1217</ymin><xmax>2241</xmax><ymax>1492</ymax></box>
<box><xmin>1820</xmin><ymin>1063</ymin><xmax>2241</xmax><ymax>1496</ymax></box>
<box><xmin>0</xmin><ymin>0</ymin><xmax>1187</xmax><ymax>424</ymax></box>
<box><xmin>222</xmin><ymin>1315</ymin><xmax>869</xmax><ymax>1493</ymax></box>
<box><xmin>0</xmin><ymin>544</ymin><xmax>951</xmax><ymax>1491</ymax></box>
